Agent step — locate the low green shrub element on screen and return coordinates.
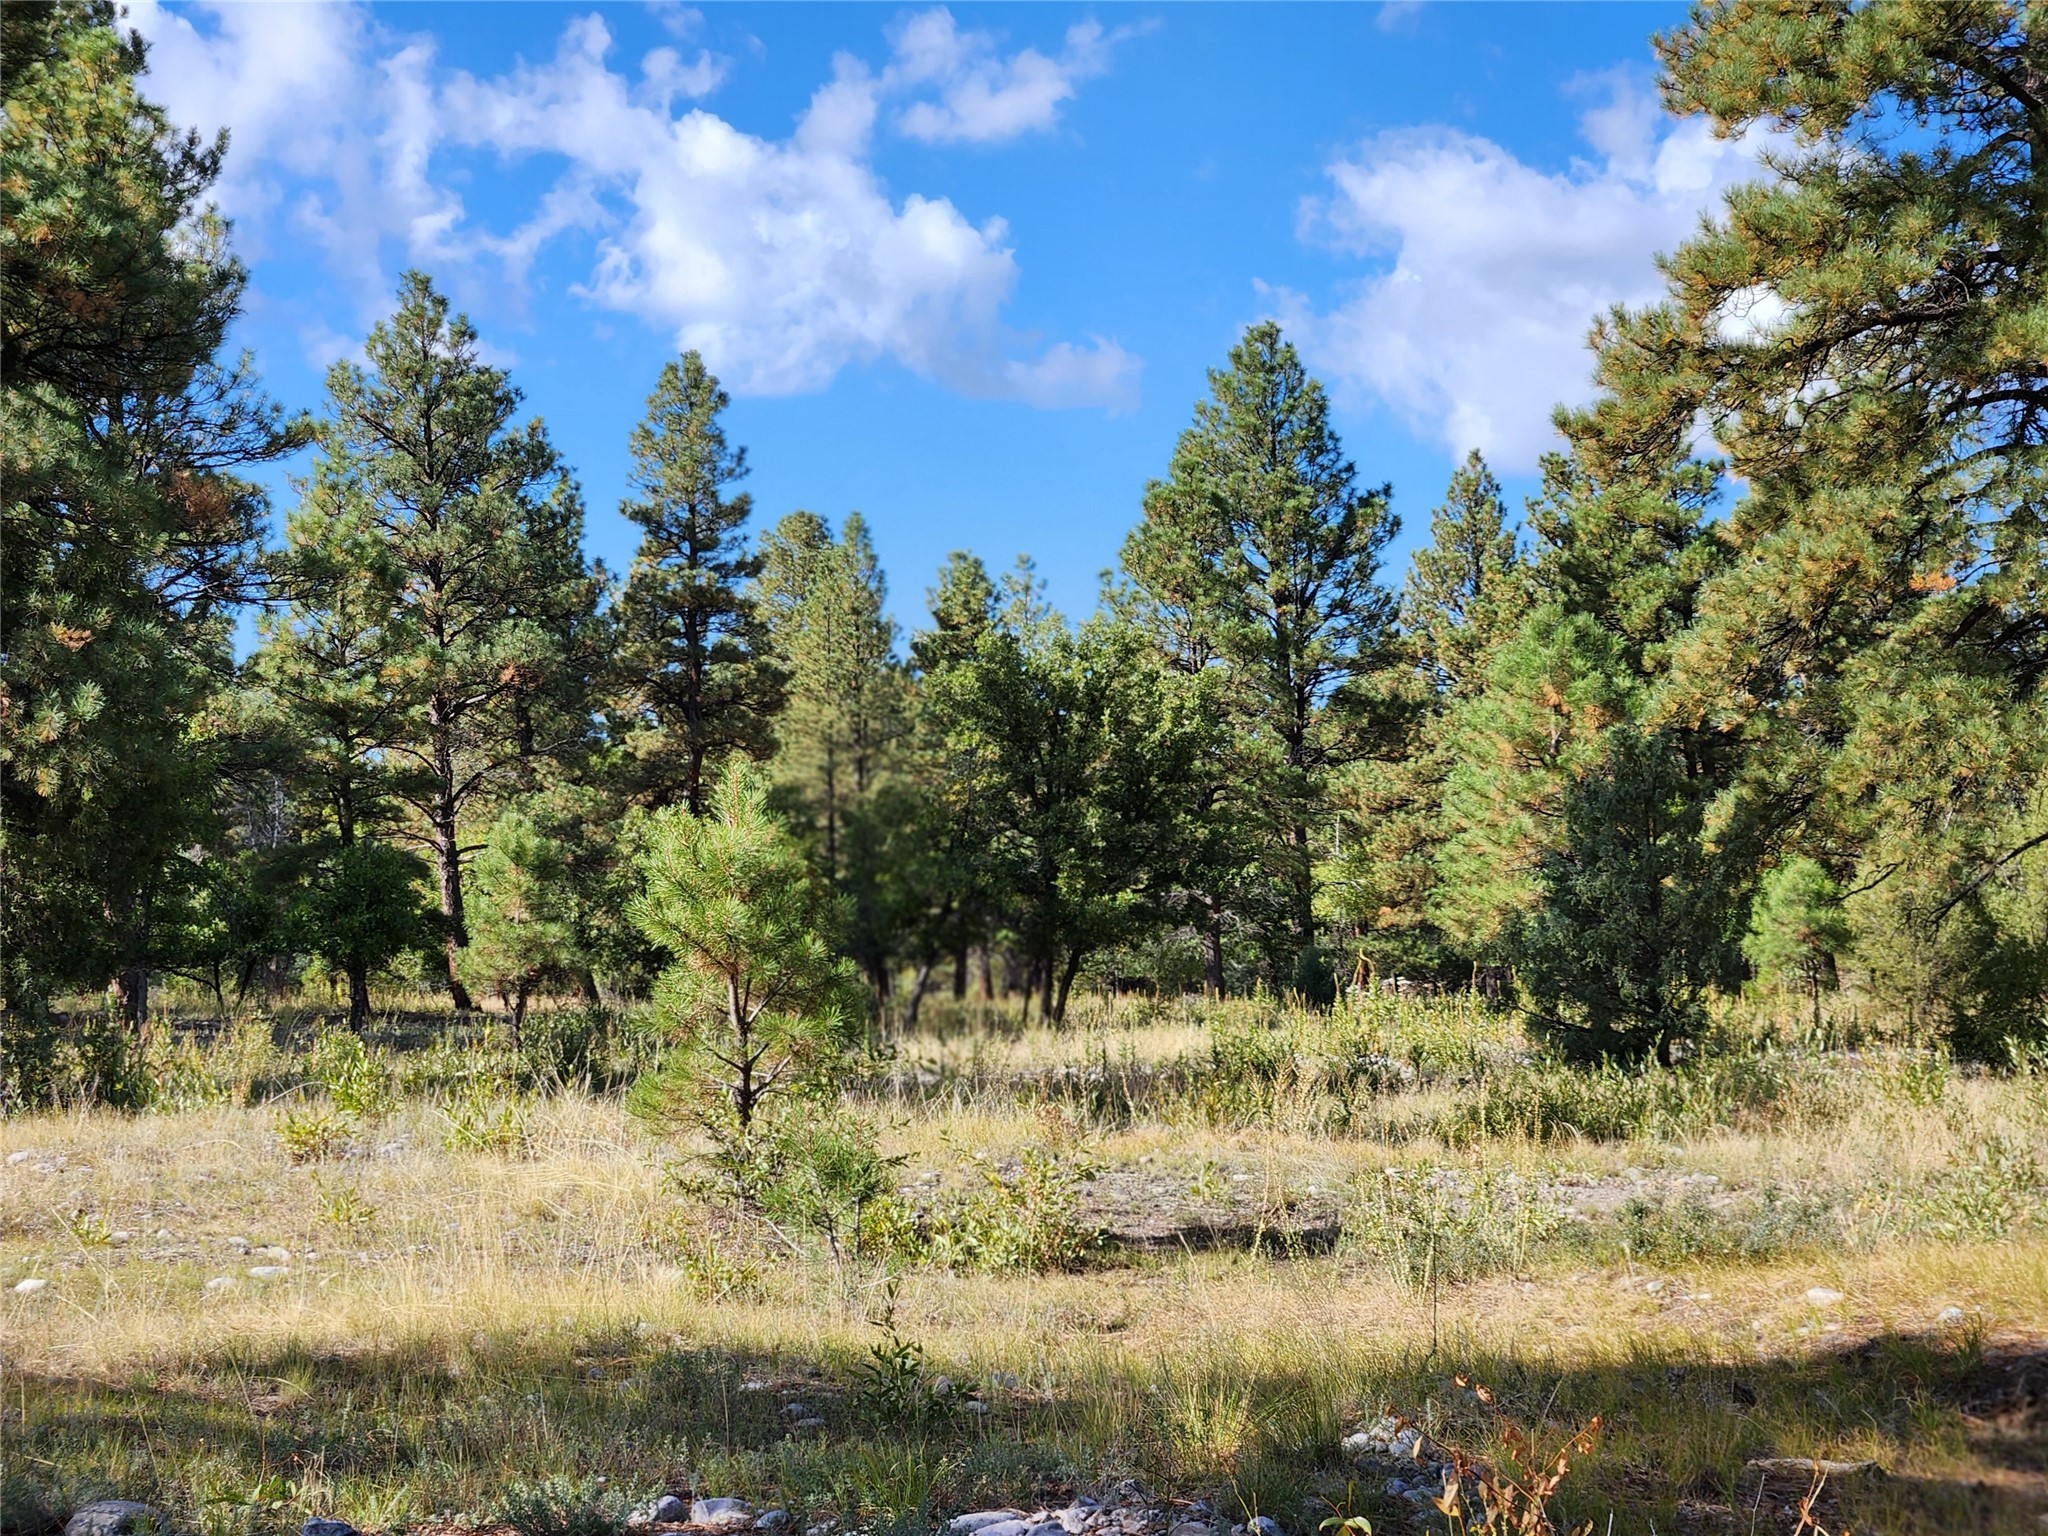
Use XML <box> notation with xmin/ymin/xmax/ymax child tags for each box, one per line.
<box><xmin>1612</xmin><ymin>1184</ymin><xmax>1839</xmax><ymax>1266</ymax></box>
<box><xmin>439</xmin><ymin>1079</ymin><xmax>531</xmax><ymax>1155</ymax></box>
<box><xmin>276</xmin><ymin>1105</ymin><xmax>354</xmax><ymax>1164</ymax></box>
<box><xmin>499</xmin><ymin>1475</ymin><xmax>631</xmax><ymax>1536</ymax></box>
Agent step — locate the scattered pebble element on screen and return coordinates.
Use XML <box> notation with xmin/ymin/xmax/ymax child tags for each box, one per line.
<box><xmin>247</xmin><ymin>1265</ymin><xmax>290</xmax><ymax>1279</ymax></box>
<box><xmin>1937</xmin><ymin>1305</ymin><xmax>1966</xmax><ymax>1327</ymax></box>
<box><xmin>1805</xmin><ymin>1287</ymin><xmax>1844</xmax><ymax>1306</ymax></box>
<box><xmin>204</xmin><ymin>1276</ymin><xmax>235</xmax><ymax>1292</ymax></box>
<box><xmin>691</xmin><ymin>1498</ymin><xmax>754</xmax><ymax>1529</ymax></box>
<box><xmin>302</xmin><ymin>1519</ymin><xmax>360</xmax><ymax>1536</ymax></box>
<box><xmin>13</xmin><ymin>1277</ymin><xmax>49</xmax><ymax>1295</ymax></box>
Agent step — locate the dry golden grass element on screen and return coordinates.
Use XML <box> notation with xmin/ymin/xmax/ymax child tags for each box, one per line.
<box><xmin>3</xmin><ymin>1003</ymin><xmax>2045</xmax><ymax>1535</ymax></box>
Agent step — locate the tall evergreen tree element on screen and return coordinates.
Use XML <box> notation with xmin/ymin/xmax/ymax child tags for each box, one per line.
<box><xmin>1122</xmin><ymin>322</ymin><xmax>1399</xmax><ymax>973</ymax></box>
<box><xmin>299</xmin><ymin>272</ymin><xmax>595</xmax><ymax>1009</ymax></box>
<box><xmin>610</xmin><ymin>353</ymin><xmax>777</xmax><ymax>815</ymax></box>
<box><xmin>1568</xmin><ymin>0</ymin><xmax>2048</xmax><ymax>1047</ymax></box>
<box><xmin>758</xmin><ymin>511</ymin><xmax>908</xmax><ymax>890</ymax></box>
<box><xmin>1406</xmin><ymin>450</ymin><xmax>1525</xmax><ymax>697</ymax></box>
<box><xmin>0</xmin><ymin>1</ymin><xmax>298</xmax><ymax>1022</ymax></box>
<box><xmin>1326</xmin><ymin>452</ymin><xmax>1530</xmax><ymax>980</ymax></box>
<box><xmin>247</xmin><ymin>515</ymin><xmax>421</xmax><ymax>1028</ymax></box>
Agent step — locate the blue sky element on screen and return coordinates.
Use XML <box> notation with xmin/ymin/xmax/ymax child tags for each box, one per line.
<box><xmin>135</xmin><ymin>1</ymin><xmax>1768</xmax><ymax>630</ymax></box>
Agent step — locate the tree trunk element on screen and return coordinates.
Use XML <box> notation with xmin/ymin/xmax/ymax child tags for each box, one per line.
<box><xmin>116</xmin><ymin>962</ymin><xmax>149</xmax><ymax>1030</ymax></box>
<box><xmin>905</xmin><ymin>962</ymin><xmax>934</xmax><ymax>1027</ymax></box>
<box><xmin>952</xmin><ymin>947</ymin><xmax>969</xmax><ymax>1001</ymax></box>
<box><xmin>346</xmin><ymin>959</ymin><xmax>372</xmax><ymax>1032</ymax></box>
<box><xmin>512</xmin><ymin>981</ymin><xmax>529</xmax><ymax>1048</ymax></box>
<box><xmin>579</xmin><ymin>968</ymin><xmax>602</xmax><ymax>1007</ymax></box>
<box><xmin>977</xmin><ymin>947</ymin><xmax>994</xmax><ymax>1001</ymax></box>
<box><xmin>1052</xmin><ymin>950</ymin><xmax>1084</xmax><ymax>1024</ymax></box>
<box><xmin>430</xmin><ymin>713</ymin><xmax>474</xmax><ymax>1010</ymax></box>
<box><xmin>1203</xmin><ymin>912</ymin><xmax>1225</xmax><ymax>997</ymax></box>
<box><xmin>1037</xmin><ymin>953</ymin><xmax>1055</xmax><ymax>1022</ymax></box>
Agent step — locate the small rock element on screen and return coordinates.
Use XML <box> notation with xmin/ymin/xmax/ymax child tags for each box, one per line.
<box><xmin>643</xmin><ymin>1495</ymin><xmax>688</xmax><ymax>1525</ymax></box>
<box><xmin>204</xmin><ymin>1276</ymin><xmax>235</xmax><ymax>1293</ymax></box>
<box><xmin>1937</xmin><ymin>1306</ymin><xmax>1966</xmax><ymax>1327</ymax></box>
<box><xmin>1025</xmin><ymin>1524</ymin><xmax>1065</xmax><ymax>1536</ymax></box>
<box><xmin>1247</xmin><ymin>1519</ymin><xmax>1280</xmax><ymax>1536</ymax></box>
<box><xmin>1340</xmin><ymin>1431</ymin><xmax>1373</xmax><ymax>1456</ymax></box>
<box><xmin>255</xmin><ymin>1245</ymin><xmax>290</xmax><ymax>1262</ymax></box>
<box><xmin>1642</xmin><ymin>1279</ymin><xmax>1665</xmax><ymax>1295</ymax></box>
<box><xmin>13</xmin><ymin>1277</ymin><xmax>49</xmax><ymax>1295</ymax></box>
<box><xmin>951</xmin><ymin>1520</ymin><xmax>1026</xmax><ymax>1536</ymax></box>
<box><xmin>109</xmin><ymin>1230</ymin><xmax>131</xmax><ymax>1245</ymax></box>
<box><xmin>247</xmin><ymin>1265</ymin><xmax>289</xmax><ymax>1279</ymax></box>
<box><xmin>965</xmin><ymin>1399</ymin><xmax>991</xmax><ymax>1415</ymax></box>
<box><xmin>303</xmin><ymin>1519</ymin><xmax>360</xmax><ymax>1536</ymax></box>
<box><xmin>65</xmin><ymin>1501</ymin><xmax>168</xmax><ymax>1536</ymax></box>
<box><xmin>1057</xmin><ymin>1509</ymin><xmax>1094</xmax><ymax>1534</ymax></box>
<box><xmin>791</xmin><ymin>1417</ymin><xmax>825</xmax><ymax>1431</ymax></box>
<box><xmin>1805</xmin><ymin>1287</ymin><xmax>1844</xmax><ymax>1306</ymax></box>
<box><xmin>690</xmin><ymin>1499</ymin><xmax>753</xmax><ymax>1529</ymax></box>
<box><xmin>755</xmin><ymin>1514</ymin><xmax>789</xmax><ymax>1534</ymax></box>
<box><xmin>5</xmin><ymin>1149</ymin><xmax>34</xmax><ymax>1165</ymax></box>
<box><xmin>780</xmin><ymin>1401</ymin><xmax>811</xmax><ymax>1418</ymax></box>
<box><xmin>1169</xmin><ymin>1524</ymin><xmax>1210</xmax><ymax>1536</ymax></box>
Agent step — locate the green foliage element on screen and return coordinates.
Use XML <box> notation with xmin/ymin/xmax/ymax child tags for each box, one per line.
<box><xmin>629</xmin><ymin>760</ymin><xmax>865</xmax><ymax>1134</ymax></box>
<box><xmin>459</xmin><ymin>810</ymin><xmax>582</xmax><ymax>1030</ymax></box>
<box><xmin>294</xmin><ymin>270</ymin><xmax>597</xmax><ymax>1009</ymax></box>
<box><xmin>0</xmin><ymin>1005</ymin><xmax>148</xmax><ymax>1114</ymax></box>
<box><xmin>1121</xmin><ymin>320</ymin><xmax>1399</xmax><ymax>967</ymax></box>
<box><xmin>609</xmin><ymin>352</ymin><xmax>777</xmax><ymax>815</ymax></box>
<box><xmin>1513</xmin><ymin>728</ymin><xmax>1747</xmax><ymax>1065</ymax></box>
<box><xmin>499</xmin><ymin>1476</ymin><xmax>630</xmax><ymax>1536</ymax></box>
<box><xmin>0</xmin><ymin>1</ymin><xmax>297</xmax><ymax>1023</ymax></box>
<box><xmin>922</xmin><ymin>1148</ymin><xmax>1102</xmax><ymax>1273</ymax></box>
<box><xmin>276</xmin><ymin>1106</ymin><xmax>354</xmax><ymax>1165</ymax></box>
<box><xmin>308</xmin><ymin>1025</ymin><xmax>398</xmax><ymax>1119</ymax></box>
<box><xmin>1743</xmin><ymin>858</ymin><xmax>1850</xmax><ymax>1022</ymax></box>
<box><xmin>921</xmin><ymin>614</ymin><xmax>1224</xmax><ymax>1022</ymax></box>
<box><xmin>439</xmin><ymin>1080</ymin><xmax>531</xmax><ymax>1156</ymax></box>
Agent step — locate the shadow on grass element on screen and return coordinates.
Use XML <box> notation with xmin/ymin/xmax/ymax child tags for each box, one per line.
<box><xmin>5</xmin><ymin>1322</ymin><xmax>2043</xmax><ymax>1536</ymax></box>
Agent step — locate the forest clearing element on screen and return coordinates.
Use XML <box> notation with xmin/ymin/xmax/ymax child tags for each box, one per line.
<box><xmin>6</xmin><ymin>1</ymin><xmax>2047</xmax><ymax>1534</ymax></box>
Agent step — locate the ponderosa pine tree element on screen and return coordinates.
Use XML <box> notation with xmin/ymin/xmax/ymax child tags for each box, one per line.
<box><xmin>1570</xmin><ymin>0</ymin><xmax>2048</xmax><ymax>1047</ymax></box>
<box><xmin>301</xmin><ymin>273</ymin><xmax>595</xmax><ymax>1009</ymax></box>
<box><xmin>1407</xmin><ymin>450</ymin><xmax>1525</xmax><ymax>698</ymax></box>
<box><xmin>0</xmin><ymin>1</ymin><xmax>299</xmax><ymax>1025</ymax></box>
<box><xmin>1122</xmin><ymin>322</ymin><xmax>1399</xmax><ymax>977</ymax></box>
<box><xmin>248</xmin><ymin>518</ymin><xmax>423</xmax><ymax>1028</ymax></box>
<box><xmin>610</xmin><ymin>353</ymin><xmax>777</xmax><ymax>815</ymax></box>
<box><xmin>758</xmin><ymin>512</ymin><xmax>908</xmax><ymax>889</ymax></box>
<box><xmin>1325</xmin><ymin>452</ymin><xmax>1529</xmax><ymax>980</ymax></box>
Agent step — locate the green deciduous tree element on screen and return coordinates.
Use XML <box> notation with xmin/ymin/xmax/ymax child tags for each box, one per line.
<box><xmin>1744</xmin><ymin>855</ymin><xmax>1851</xmax><ymax>1032</ymax></box>
<box><xmin>925</xmin><ymin>613</ymin><xmax>1221</xmax><ymax>1023</ymax></box>
<box><xmin>609</xmin><ymin>353</ymin><xmax>777</xmax><ymax>814</ymax></box>
<box><xmin>0</xmin><ymin>1</ymin><xmax>299</xmax><ymax>1022</ymax></box>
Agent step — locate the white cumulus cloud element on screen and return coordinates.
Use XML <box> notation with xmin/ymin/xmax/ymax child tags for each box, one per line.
<box><xmin>126</xmin><ymin>2</ymin><xmax>1135</xmax><ymax>409</ymax></box>
<box><xmin>1275</xmin><ymin>70</ymin><xmax>1771</xmax><ymax>471</ymax></box>
<box><xmin>888</xmin><ymin>9</ymin><xmax>1133</xmax><ymax>145</ymax></box>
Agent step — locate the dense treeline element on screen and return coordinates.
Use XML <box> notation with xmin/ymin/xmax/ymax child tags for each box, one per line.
<box><xmin>4</xmin><ymin>0</ymin><xmax>2044</xmax><ymax>1077</ymax></box>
